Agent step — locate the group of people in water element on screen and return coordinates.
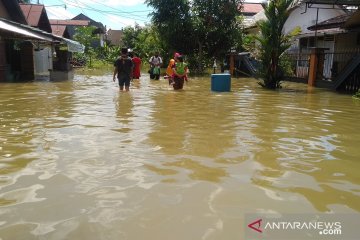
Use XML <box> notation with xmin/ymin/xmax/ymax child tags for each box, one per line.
<box><xmin>113</xmin><ymin>47</ymin><xmax>188</xmax><ymax>91</ymax></box>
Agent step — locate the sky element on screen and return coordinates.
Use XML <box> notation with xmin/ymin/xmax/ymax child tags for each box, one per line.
<box><xmin>39</xmin><ymin>0</ymin><xmax>153</xmax><ymax>30</ymax></box>
<box><xmin>36</xmin><ymin>0</ymin><xmax>263</xmax><ymax>31</ymax></box>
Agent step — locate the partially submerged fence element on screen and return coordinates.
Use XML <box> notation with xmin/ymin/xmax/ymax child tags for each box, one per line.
<box><xmin>283</xmin><ymin>49</ymin><xmax>360</xmax><ymax>93</ymax></box>
<box><xmin>282</xmin><ymin>51</ymin><xmax>311</xmax><ymax>82</ymax></box>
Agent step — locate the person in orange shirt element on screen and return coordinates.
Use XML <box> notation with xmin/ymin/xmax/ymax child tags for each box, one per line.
<box><xmin>165</xmin><ymin>58</ymin><xmax>175</xmax><ymax>85</ymax></box>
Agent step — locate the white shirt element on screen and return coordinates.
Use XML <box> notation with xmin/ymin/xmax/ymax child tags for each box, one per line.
<box><xmin>149</xmin><ymin>56</ymin><xmax>163</xmax><ymax>66</ymax></box>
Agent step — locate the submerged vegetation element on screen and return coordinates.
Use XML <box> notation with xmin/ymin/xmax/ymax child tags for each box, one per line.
<box><xmin>353</xmin><ymin>90</ymin><xmax>360</xmax><ymax>99</ymax></box>
<box><xmin>255</xmin><ymin>0</ymin><xmax>300</xmax><ymax>89</ymax></box>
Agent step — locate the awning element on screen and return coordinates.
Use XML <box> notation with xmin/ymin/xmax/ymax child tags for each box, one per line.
<box><xmin>0</xmin><ymin>17</ymin><xmax>84</xmax><ymax>53</ymax></box>
<box><xmin>0</xmin><ymin>17</ymin><xmax>53</xmax><ymax>41</ymax></box>
<box><xmin>296</xmin><ymin>28</ymin><xmax>347</xmax><ymax>38</ymax></box>
<box><xmin>304</xmin><ymin>0</ymin><xmax>360</xmax><ymax>6</ymax></box>
<box><xmin>60</xmin><ymin>37</ymin><xmax>85</xmax><ymax>53</ymax></box>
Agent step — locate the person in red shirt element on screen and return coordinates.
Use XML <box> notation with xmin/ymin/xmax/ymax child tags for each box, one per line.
<box><xmin>131</xmin><ymin>52</ymin><xmax>142</xmax><ymax>80</ymax></box>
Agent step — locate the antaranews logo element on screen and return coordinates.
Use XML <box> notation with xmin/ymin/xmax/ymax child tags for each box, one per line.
<box><xmin>247</xmin><ymin>219</ymin><xmax>263</xmax><ymax>233</ymax></box>
<box><xmin>244</xmin><ymin>214</ymin><xmax>360</xmax><ymax>240</ymax></box>
<box><xmin>247</xmin><ymin>218</ymin><xmax>342</xmax><ymax>236</ymax></box>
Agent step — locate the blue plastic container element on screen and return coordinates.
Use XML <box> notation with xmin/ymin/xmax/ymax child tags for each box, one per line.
<box><xmin>211</xmin><ymin>74</ymin><xmax>231</xmax><ymax>92</ymax></box>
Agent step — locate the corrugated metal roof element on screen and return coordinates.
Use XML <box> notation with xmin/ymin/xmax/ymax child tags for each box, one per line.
<box><xmin>0</xmin><ymin>17</ymin><xmax>84</xmax><ymax>53</ymax></box>
<box><xmin>0</xmin><ymin>17</ymin><xmax>53</xmax><ymax>41</ymax></box>
<box><xmin>308</xmin><ymin>13</ymin><xmax>352</xmax><ymax>30</ymax></box>
<box><xmin>296</xmin><ymin>27</ymin><xmax>347</xmax><ymax>38</ymax></box>
<box><xmin>304</xmin><ymin>0</ymin><xmax>360</xmax><ymax>5</ymax></box>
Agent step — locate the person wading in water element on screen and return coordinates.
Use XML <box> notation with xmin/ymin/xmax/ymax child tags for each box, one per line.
<box><xmin>113</xmin><ymin>47</ymin><xmax>134</xmax><ymax>91</ymax></box>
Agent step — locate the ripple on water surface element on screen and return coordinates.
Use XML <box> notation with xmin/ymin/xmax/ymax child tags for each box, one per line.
<box><xmin>0</xmin><ymin>73</ymin><xmax>359</xmax><ymax>239</ymax></box>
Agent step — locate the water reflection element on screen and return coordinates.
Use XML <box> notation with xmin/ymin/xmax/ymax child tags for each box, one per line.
<box><xmin>249</xmin><ymin>89</ymin><xmax>360</xmax><ymax>212</ymax></box>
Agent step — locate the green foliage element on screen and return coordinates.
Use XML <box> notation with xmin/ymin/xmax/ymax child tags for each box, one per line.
<box><xmin>73</xmin><ymin>26</ymin><xmax>98</xmax><ymax>54</ymax></box>
<box><xmin>115</xmin><ymin>24</ymin><xmax>165</xmax><ymax>65</ymax></box>
<box><xmin>73</xmin><ymin>26</ymin><xmax>100</xmax><ymax>67</ymax></box>
<box><xmin>192</xmin><ymin>0</ymin><xmax>243</xmax><ymax>56</ymax></box>
<box><xmin>146</xmin><ymin>0</ymin><xmax>243</xmax><ymax>73</ymax></box>
<box><xmin>145</xmin><ymin>0</ymin><xmax>194</xmax><ymax>54</ymax></box>
<box><xmin>122</xmin><ymin>24</ymin><xmax>143</xmax><ymax>50</ymax></box>
<box><xmin>127</xmin><ymin>25</ymin><xmax>165</xmax><ymax>59</ymax></box>
<box><xmin>353</xmin><ymin>90</ymin><xmax>360</xmax><ymax>99</ymax></box>
<box><xmin>255</xmin><ymin>0</ymin><xmax>298</xmax><ymax>89</ymax></box>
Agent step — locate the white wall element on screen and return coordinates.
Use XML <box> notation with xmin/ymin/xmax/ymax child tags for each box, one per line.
<box><xmin>284</xmin><ymin>3</ymin><xmax>346</xmax><ymax>35</ymax></box>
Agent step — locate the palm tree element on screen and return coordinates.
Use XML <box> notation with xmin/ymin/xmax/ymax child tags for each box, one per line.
<box><xmin>256</xmin><ymin>0</ymin><xmax>296</xmax><ymax>89</ymax></box>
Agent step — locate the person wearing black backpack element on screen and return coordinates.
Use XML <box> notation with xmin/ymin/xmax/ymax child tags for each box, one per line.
<box><xmin>148</xmin><ymin>52</ymin><xmax>163</xmax><ymax>80</ymax></box>
<box><xmin>113</xmin><ymin>47</ymin><xmax>134</xmax><ymax>91</ymax></box>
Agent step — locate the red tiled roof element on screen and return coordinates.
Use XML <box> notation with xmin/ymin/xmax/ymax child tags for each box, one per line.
<box><xmin>19</xmin><ymin>4</ymin><xmax>44</xmax><ymax>27</ymax></box>
<box><xmin>51</xmin><ymin>25</ymin><xmax>67</xmax><ymax>37</ymax></box>
<box><xmin>49</xmin><ymin>19</ymin><xmax>89</xmax><ymax>26</ymax></box>
<box><xmin>242</xmin><ymin>3</ymin><xmax>263</xmax><ymax>14</ymax></box>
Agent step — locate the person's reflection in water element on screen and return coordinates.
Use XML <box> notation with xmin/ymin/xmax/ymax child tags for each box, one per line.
<box><xmin>114</xmin><ymin>93</ymin><xmax>134</xmax><ymax>126</ymax></box>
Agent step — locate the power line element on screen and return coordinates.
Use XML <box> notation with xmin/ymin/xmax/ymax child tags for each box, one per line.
<box><xmin>75</xmin><ymin>0</ymin><xmax>150</xmax><ymax>21</ymax></box>
<box><xmin>87</xmin><ymin>0</ymin><xmax>152</xmax><ymax>14</ymax></box>
<box><xmin>52</xmin><ymin>0</ymin><xmax>149</xmax><ymax>22</ymax></box>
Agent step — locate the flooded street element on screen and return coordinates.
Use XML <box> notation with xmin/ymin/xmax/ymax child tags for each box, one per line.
<box><xmin>0</xmin><ymin>71</ymin><xmax>359</xmax><ymax>239</ymax></box>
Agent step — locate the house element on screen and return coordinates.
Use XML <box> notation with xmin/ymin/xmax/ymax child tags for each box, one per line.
<box><xmin>107</xmin><ymin>29</ymin><xmax>123</xmax><ymax>46</ymax></box>
<box><xmin>0</xmin><ymin>0</ymin><xmax>83</xmax><ymax>82</ymax></box>
<box><xmin>72</xmin><ymin>13</ymin><xmax>106</xmax><ymax>47</ymax></box>
<box><xmin>0</xmin><ymin>0</ymin><xmax>47</xmax><ymax>81</ymax></box>
<box><xmin>50</xmin><ymin>14</ymin><xmax>105</xmax><ymax>48</ymax></box>
<box><xmin>307</xmin><ymin>8</ymin><xmax>360</xmax><ymax>92</ymax></box>
<box><xmin>20</xmin><ymin>3</ymin><xmax>54</xmax><ymax>77</ymax></box>
<box><xmin>240</xmin><ymin>3</ymin><xmax>263</xmax><ymax>27</ymax></box>
<box><xmin>49</xmin><ymin>19</ymin><xmax>90</xmax><ymax>39</ymax></box>
<box><xmin>243</xmin><ymin>2</ymin><xmax>348</xmax><ymax>78</ymax></box>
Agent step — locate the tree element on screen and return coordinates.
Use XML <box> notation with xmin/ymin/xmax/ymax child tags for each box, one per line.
<box><xmin>192</xmin><ymin>0</ymin><xmax>243</xmax><ymax>57</ymax></box>
<box><xmin>145</xmin><ymin>0</ymin><xmax>194</xmax><ymax>55</ymax></box>
<box><xmin>146</xmin><ymin>0</ymin><xmax>243</xmax><ymax>72</ymax></box>
<box><xmin>73</xmin><ymin>26</ymin><xmax>99</xmax><ymax>67</ymax></box>
<box><xmin>256</xmin><ymin>0</ymin><xmax>299</xmax><ymax>89</ymax></box>
<box><xmin>122</xmin><ymin>24</ymin><xmax>143</xmax><ymax>50</ymax></box>
<box><xmin>121</xmin><ymin>24</ymin><xmax>164</xmax><ymax>60</ymax></box>
<box><xmin>134</xmin><ymin>25</ymin><xmax>164</xmax><ymax>59</ymax></box>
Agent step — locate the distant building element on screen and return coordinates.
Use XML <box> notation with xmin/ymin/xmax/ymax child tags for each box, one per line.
<box><xmin>107</xmin><ymin>29</ymin><xmax>123</xmax><ymax>46</ymax></box>
<box><xmin>50</xmin><ymin>13</ymin><xmax>106</xmax><ymax>48</ymax></box>
<box><xmin>49</xmin><ymin>19</ymin><xmax>89</xmax><ymax>39</ymax></box>
<box><xmin>240</xmin><ymin>3</ymin><xmax>263</xmax><ymax>27</ymax></box>
<box><xmin>72</xmin><ymin>13</ymin><xmax>106</xmax><ymax>47</ymax></box>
